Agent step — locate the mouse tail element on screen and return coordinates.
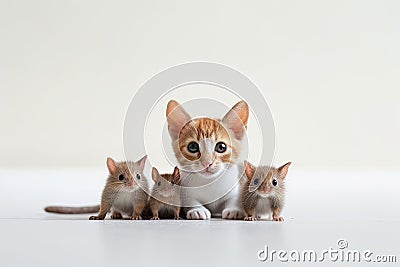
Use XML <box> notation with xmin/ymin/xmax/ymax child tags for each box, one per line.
<box><xmin>44</xmin><ymin>205</ymin><xmax>100</xmax><ymax>214</ymax></box>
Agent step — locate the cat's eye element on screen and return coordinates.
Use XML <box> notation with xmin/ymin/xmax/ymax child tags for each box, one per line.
<box><xmin>171</xmin><ymin>181</ymin><xmax>174</xmax><ymax>186</ymax></box>
<box><xmin>215</xmin><ymin>142</ymin><xmax>227</xmax><ymax>153</ymax></box>
<box><xmin>118</xmin><ymin>174</ymin><xmax>125</xmax><ymax>181</ymax></box>
<box><xmin>187</xmin><ymin>142</ymin><xmax>199</xmax><ymax>153</ymax></box>
<box><xmin>136</xmin><ymin>173</ymin><xmax>141</xmax><ymax>180</ymax></box>
<box><xmin>253</xmin><ymin>178</ymin><xmax>259</xmax><ymax>185</ymax></box>
<box><xmin>272</xmin><ymin>179</ymin><xmax>278</xmax><ymax>186</ymax></box>
<box><xmin>157</xmin><ymin>181</ymin><xmax>161</xmax><ymax>186</ymax></box>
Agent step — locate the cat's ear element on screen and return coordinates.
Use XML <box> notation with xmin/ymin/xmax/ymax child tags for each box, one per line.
<box><xmin>222</xmin><ymin>101</ymin><xmax>249</xmax><ymax>140</ymax></box>
<box><xmin>106</xmin><ymin>157</ymin><xmax>117</xmax><ymax>175</ymax></box>
<box><xmin>244</xmin><ymin>160</ymin><xmax>255</xmax><ymax>179</ymax></box>
<box><xmin>166</xmin><ymin>100</ymin><xmax>191</xmax><ymax>140</ymax></box>
<box><xmin>151</xmin><ymin>167</ymin><xmax>160</xmax><ymax>182</ymax></box>
<box><xmin>136</xmin><ymin>155</ymin><xmax>147</xmax><ymax>172</ymax></box>
<box><xmin>277</xmin><ymin>162</ymin><xmax>291</xmax><ymax>180</ymax></box>
<box><xmin>172</xmin><ymin>166</ymin><xmax>181</xmax><ymax>185</ymax></box>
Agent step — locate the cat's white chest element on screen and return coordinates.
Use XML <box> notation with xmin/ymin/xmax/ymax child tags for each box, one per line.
<box><xmin>180</xmin><ymin>164</ymin><xmax>241</xmax><ymax>212</ymax></box>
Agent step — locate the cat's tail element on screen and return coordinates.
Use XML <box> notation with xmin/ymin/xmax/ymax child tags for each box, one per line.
<box><xmin>44</xmin><ymin>205</ymin><xmax>100</xmax><ymax>214</ymax></box>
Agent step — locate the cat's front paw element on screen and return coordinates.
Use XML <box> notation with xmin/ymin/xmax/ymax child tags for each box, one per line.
<box><xmin>222</xmin><ymin>208</ymin><xmax>243</xmax><ymax>220</ymax></box>
<box><xmin>186</xmin><ymin>207</ymin><xmax>211</xmax><ymax>220</ymax></box>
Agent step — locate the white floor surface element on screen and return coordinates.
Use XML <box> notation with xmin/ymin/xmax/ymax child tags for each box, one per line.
<box><xmin>0</xmin><ymin>169</ymin><xmax>399</xmax><ymax>266</ymax></box>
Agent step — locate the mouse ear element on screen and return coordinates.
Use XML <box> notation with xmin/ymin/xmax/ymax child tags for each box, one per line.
<box><xmin>244</xmin><ymin>161</ymin><xmax>255</xmax><ymax>179</ymax></box>
<box><xmin>151</xmin><ymin>167</ymin><xmax>160</xmax><ymax>183</ymax></box>
<box><xmin>106</xmin><ymin>157</ymin><xmax>117</xmax><ymax>175</ymax></box>
<box><xmin>172</xmin><ymin>166</ymin><xmax>181</xmax><ymax>185</ymax></box>
<box><xmin>136</xmin><ymin>155</ymin><xmax>147</xmax><ymax>172</ymax></box>
<box><xmin>277</xmin><ymin>162</ymin><xmax>292</xmax><ymax>180</ymax></box>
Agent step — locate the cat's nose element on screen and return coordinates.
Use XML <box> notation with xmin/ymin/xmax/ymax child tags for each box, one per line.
<box><xmin>201</xmin><ymin>161</ymin><xmax>212</xmax><ymax>168</ymax></box>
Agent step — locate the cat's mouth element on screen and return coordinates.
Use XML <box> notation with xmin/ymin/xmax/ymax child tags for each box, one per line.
<box><xmin>201</xmin><ymin>169</ymin><xmax>216</xmax><ymax>176</ymax></box>
<box><xmin>199</xmin><ymin>167</ymin><xmax>223</xmax><ymax>178</ymax></box>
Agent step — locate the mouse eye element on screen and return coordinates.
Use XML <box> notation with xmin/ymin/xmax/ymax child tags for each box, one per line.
<box><xmin>253</xmin><ymin>178</ymin><xmax>259</xmax><ymax>185</ymax></box>
<box><xmin>136</xmin><ymin>173</ymin><xmax>141</xmax><ymax>180</ymax></box>
<box><xmin>187</xmin><ymin>142</ymin><xmax>199</xmax><ymax>153</ymax></box>
<box><xmin>272</xmin><ymin>179</ymin><xmax>278</xmax><ymax>186</ymax></box>
<box><xmin>215</xmin><ymin>142</ymin><xmax>227</xmax><ymax>153</ymax></box>
<box><xmin>157</xmin><ymin>181</ymin><xmax>161</xmax><ymax>186</ymax></box>
<box><xmin>118</xmin><ymin>174</ymin><xmax>125</xmax><ymax>181</ymax></box>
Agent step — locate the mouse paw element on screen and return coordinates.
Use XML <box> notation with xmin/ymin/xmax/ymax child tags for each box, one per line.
<box><xmin>244</xmin><ymin>216</ymin><xmax>257</xmax><ymax>221</ymax></box>
<box><xmin>130</xmin><ymin>215</ymin><xmax>142</xmax><ymax>220</ymax></box>
<box><xmin>273</xmin><ymin>216</ymin><xmax>284</xmax><ymax>222</ymax></box>
<box><xmin>150</xmin><ymin>216</ymin><xmax>160</xmax><ymax>220</ymax></box>
<box><xmin>222</xmin><ymin>208</ymin><xmax>243</xmax><ymax>220</ymax></box>
<box><xmin>111</xmin><ymin>213</ymin><xmax>123</xmax><ymax>219</ymax></box>
<box><xmin>89</xmin><ymin>215</ymin><xmax>104</xmax><ymax>220</ymax></box>
<box><xmin>186</xmin><ymin>207</ymin><xmax>211</xmax><ymax>220</ymax></box>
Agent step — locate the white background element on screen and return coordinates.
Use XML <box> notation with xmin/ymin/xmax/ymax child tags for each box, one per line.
<box><xmin>1</xmin><ymin>0</ymin><xmax>399</xmax><ymax>170</ymax></box>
